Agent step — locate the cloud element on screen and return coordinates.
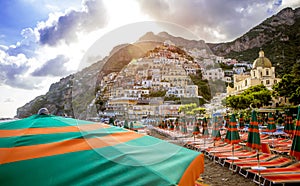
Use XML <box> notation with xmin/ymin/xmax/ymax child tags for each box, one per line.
<box><xmin>3</xmin><ymin>98</ymin><xmax>15</xmax><ymax>103</ymax></box>
<box><xmin>38</xmin><ymin>0</ymin><xmax>108</xmax><ymax>46</ymax></box>
<box><xmin>137</xmin><ymin>0</ymin><xmax>296</xmax><ymax>42</ymax></box>
<box><xmin>31</xmin><ymin>55</ymin><xmax>72</xmax><ymax>76</ymax></box>
<box><xmin>0</xmin><ymin>51</ymin><xmax>38</xmax><ymax>89</ymax></box>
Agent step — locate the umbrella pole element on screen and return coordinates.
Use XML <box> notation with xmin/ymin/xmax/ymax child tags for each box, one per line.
<box><xmin>257</xmin><ymin>149</ymin><xmax>261</xmax><ymax>185</ymax></box>
<box><xmin>231</xmin><ymin>144</ymin><xmax>235</xmax><ymax>172</ymax></box>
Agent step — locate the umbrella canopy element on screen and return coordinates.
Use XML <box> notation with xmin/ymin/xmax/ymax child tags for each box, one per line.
<box><xmin>246</xmin><ymin>110</ymin><xmax>261</xmax><ymax>150</ymax></box>
<box><xmin>224</xmin><ymin>114</ymin><xmax>230</xmax><ymax>129</ymax></box>
<box><xmin>211</xmin><ymin>116</ymin><xmax>221</xmax><ymax>141</ymax></box>
<box><xmin>239</xmin><ymin>113</ymin><xmax>245</xmax><ymax>129</ymax></box>
<box><xmin>193</xmin><ymin>124</ymin><xmax>200</xmax><ymax>135</ymax></box>
<box><xmin>123</xmin><ymin>120</ymin><xmax>129</xmax><ymax>129</ymax></box>
<box><xmin>267</xmin><ymin>112</ymin><xmax>276</xmax><ymax>133</ymax></box>
<box><xmin>0</xmin><ymin>115</ymin><xmax>204</xmax><ymax>186</ymax></box>
<box><xmin>202</xmin><ymin>117</ymin><xmax>209</xmax><ymax>138</ymax></box>
<box><xmin>290</xmin><ymin>106</ymin><xmax>300</xmax><ymax>160</ymax></box>
<box><xmin>224</xmin><ymin>114</ymin><xmax>241</xmax><ymax>144</ymax></box>
<box><xmin>284</xmin><ymin>110</ymin><xmax>294</xmax><ymax>136</ymax></box>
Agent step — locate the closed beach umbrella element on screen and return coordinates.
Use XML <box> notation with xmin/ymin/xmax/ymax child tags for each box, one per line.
<box><xmin>246</xmin><ymin>110</ymin><xmax>261</xmax><ymax>150</ymax></box>
<box><xmin>224</xmin><ymin>114</ymin><xmax>241</xmax><ymax>145</ymax></box>
<box><xmin>239</xmin><ymin>113</ymin><xmax>245</xmax><ymax>130</ymax></box>
<box><xmin>290</xmin><ymin>106</ymin><xmax>300</xmax><ymax>160</ymax></box>
<box><xmin>202</xmin><ymin>117</ymin><xmax>209</xmax><ymax>138</ymax></box>
<box><xmin>212</xmin><ymin>116</ymin><xmax>221</xmax><ymax>141</ymax></box>
<box><xmin>267</xmin><ymin>112</ymin><xmax>276</xmax><ymax>133</ymax></box>
<box><xmin>224</xmin><ymin>114</ymin><xmax>241</xmax><ymax>167</ymax></box>
<box><xmin>124</xmin><ymin>120</ymin><xmax>129</xmax><ymax>129</ymax></box>
<box><xmin>224</xmin><ymin>114</ymin><xmax>230</xmax><ymax>129</ymax></box>
<box><xmin>284</xmin><ymin>110</ymin><xmax>294</xmax><ymax>137</ymax></box>
<box><xmin>246</xmin><ymin>110</ymin><xmax>263</xmax><ymax>183</ymax></box>
<box><xmin>0</xmin><ymin>114</ymin><xmax>204</xmax><ymax>186</ymax></box>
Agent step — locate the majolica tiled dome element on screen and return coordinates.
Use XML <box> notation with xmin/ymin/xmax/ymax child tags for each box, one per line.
<box><xmin>253</xmin><ymin>50</ymin><xmax>272</xmax><ymax>69</ymax></box>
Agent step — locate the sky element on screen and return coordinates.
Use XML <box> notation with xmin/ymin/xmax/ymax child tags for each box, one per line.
<box><xmin>0</xmin><ymin>0</ymin><xmax>299</xmax><ymax>118</ymax></box>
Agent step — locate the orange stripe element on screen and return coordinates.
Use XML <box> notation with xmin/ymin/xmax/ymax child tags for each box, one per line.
<box><xmin>178</xmin><ymin>154</ymin><xmax>204</xmax><ymax>186</ymax></box>
<box><xmin>248</xmin><ymin>128</ymin><xmax>260</xmax><ymax>133</ymax></box>
<box><xmin>0</xmin><ymin>131</ymin><xmax>143</xmax><ymax>165</ymax></box>
<box><xmin>0</xmin><ymin>123</ymin><xmax>109</xmax><ymax>137</ymax></box>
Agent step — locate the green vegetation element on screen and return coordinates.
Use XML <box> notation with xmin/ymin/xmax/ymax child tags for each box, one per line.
<box><xmin>225</xmin><ymin>84</ymin><xmax>272</xmax><ymax>110</ymax></box>
<box><xmin>273</xmin><ymin>62</ymin><xmax>300</xmax><ymax>105</ymax></box>
<box><xmin>148</xmin><ymin>90</ymin><xmax>166</xmax><ymax>97</ymax></box>
<box><xmin>189</xmin><ymin>74</ymin><xmax>211</xmax><ymax>101</ymax></box>
<box><xmin>178</xmin><ymin>103</ymin><xmax>206</xmax><ymax>116</ymax></box>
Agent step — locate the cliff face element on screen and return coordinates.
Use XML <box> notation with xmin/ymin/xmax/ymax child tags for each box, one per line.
<box><xmin>208</xmin><ymin>7</ymin><xmax>300</xmax><ymax>56</ymax></box>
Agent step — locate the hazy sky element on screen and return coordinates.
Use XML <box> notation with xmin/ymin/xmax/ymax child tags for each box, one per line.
<box><xmin>0</xmin><ymin>0</ymin><xmax>299</xmax><ymax>118</ymax></box>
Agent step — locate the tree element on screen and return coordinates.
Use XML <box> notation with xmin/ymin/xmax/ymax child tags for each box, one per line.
<box><xmin>225</xmin><ymin>84</ymin><xmax>272</xmax><ymax>110</ymax></box>
<box><xmin>273</xmin><ymin>71</ymin><xmax>300</xmax><ymax>105</ymax></box>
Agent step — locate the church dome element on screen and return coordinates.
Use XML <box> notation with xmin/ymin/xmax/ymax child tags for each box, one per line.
<box><xmin>253</xmin><ymin>50</ymin><xmax>272</xmax><ymax>69</ymax></box>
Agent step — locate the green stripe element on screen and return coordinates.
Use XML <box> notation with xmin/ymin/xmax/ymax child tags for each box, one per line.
<box><xmin>0</xmin><ymin>115</ymin><xmax>94</xmax><ymax>129</ymax></box>
<box><xmin>0</xmin><ymin>126</ymin><xmax>127</xmax><ymax>148</ymax></box>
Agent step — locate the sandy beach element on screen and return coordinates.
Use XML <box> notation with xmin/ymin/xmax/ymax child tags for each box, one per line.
<box><xmin>148</xmin><ymin>129</ymin><xmax>257</xmax><ymax>186</ymax></box>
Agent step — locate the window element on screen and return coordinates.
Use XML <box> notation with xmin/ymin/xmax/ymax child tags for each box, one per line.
<box><xmin>245</xmin><ymin>80</ymin><xmax>247</xmax><ymax>86</ymax></box>
<box><xmin>266</xmin><ymin>80</ymin><xmax>270</xmax><ymax>84</ymax></box>
<box><xmin>266</xmin><ymin>69</ymin><xmax>269</xmax><ymax>76</ymax></box>
<box><xmin>274</xmin><ymin>80</ymin><xmax>277</xmax><ymax>84</ymax></box>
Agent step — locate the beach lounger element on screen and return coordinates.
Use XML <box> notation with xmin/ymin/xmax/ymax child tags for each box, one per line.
<box><xmin>249</xmin><ymin>162</ymin><xmax>300</xmax><ymax>185</ymax></box>
<box><xmin>236</xmin><ymin>157</ymin><xmax>293</xmax><ymax>177</ymax></box>
<box><xmin>206</xmin><ymin>145</ymin><xmax>243</xmax><ymax>161</ymax></box>
<box><xmin>215</xmin><ymin>150</ymin><xmax>257</xmax><ymax>166</ymax></box>
<box><xmin>224</xmin><ymin>153</ymin><xmax>277</xmax><ymax>168</ymax></box>
<box><xmin>262</xmin><ymin>173</ymin><xmax>300</xmax><ymax>186</ymax></box>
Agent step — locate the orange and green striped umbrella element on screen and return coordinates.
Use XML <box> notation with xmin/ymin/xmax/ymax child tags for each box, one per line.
<box><xmin>202</xmin><ymin>117</ymin><xmax>209</xmax><ymax>138</ymax></box>
<box><xmin>239</xmin><ymin>113</ymin><xmax>245</xmax><ymax>129</ymax></box>
<box><xmin>212</xmin><ymin>116</ymin><xmax>221</xmax><ymax>141</ymax></box>
<box><xmin>284</xmin><ymin>110</ymin><xmax>294</xmax><ymax>136</ymax></box>
<box><xmin>224</xmin><ymin>114</ymin><xmax>240</xmax><ymax>144</ymax></box>
<box><xmin>267</xmin><ymin>112</ymin><xmax>276</xmax><ymax>133</ymax></box>
<box><xmin>290</xmin><ymin>106</ymin><xmax>300</xmax><ymax>160</ymax></box>
<box><xmin>246</xmin><ymin>110</ymin><xmax>261</xmax><ymax>150</ymax></box>
<box><xmin>0</xmin><ymin>115</ymin><xmax>204</xmax><ymax>186</ymax></box>
<box><xmin>224</xmin><ymin>114</ymin><xmax>230</xmax><ymax>129</ymax></box>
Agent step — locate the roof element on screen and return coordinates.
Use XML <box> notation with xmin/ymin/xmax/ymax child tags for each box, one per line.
<box><xmin>253</xmin><ymin>50</ymin><xmax>272</xmax><ymax>69</ymax></box>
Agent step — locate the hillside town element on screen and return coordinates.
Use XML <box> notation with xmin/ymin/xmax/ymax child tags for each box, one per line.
<box><xmin>95</xmin><ymin>40</ymin><xmax>281</xmax><ymax>122</ymax></box>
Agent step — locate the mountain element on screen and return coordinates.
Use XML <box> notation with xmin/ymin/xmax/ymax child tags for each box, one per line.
<box><xmin>208</xmin><ymin>7</ymin><xmax>300</xmax><ymax>77</ymax></box>
<box><xmin>16</xmin><ymin>33</ymin><xmax>212</xmax><ymax>119</ymax></box>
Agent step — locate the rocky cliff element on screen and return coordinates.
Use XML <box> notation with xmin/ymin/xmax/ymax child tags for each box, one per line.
<box><xmin>208</xmin><ymin>7</ymin><xmax>300</xmax><ymax>76</ymax></box>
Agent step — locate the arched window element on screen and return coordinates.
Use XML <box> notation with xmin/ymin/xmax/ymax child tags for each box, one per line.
<box><xmin>266</xmin><ymin>69</ymin><xmax>269</xmax><ymax>76</ymax></box>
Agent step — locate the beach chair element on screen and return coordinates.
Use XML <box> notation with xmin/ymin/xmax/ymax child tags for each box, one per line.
<box><xmin>262</xmin><ymin>173</ymin><xmax>300</xmax><ymax>186</ymax></box>
<box><xmin>215</xmin><ymin>150</ymin><xmax>257</xmax><ymax>166</ymax></box>
<box><xmin>248</xmin><ymin>162</ymin><xmax>300</xmax><ymax>185</ymax></box>
<box><xmin>224</xmin><ymin>153</ymin><xmax>278</xmax><ymax>169</ymax></box>
<box><xmin>236</xmin><ymin>156</ymin><xmax>293</xmax><ymax>177</ymax></box>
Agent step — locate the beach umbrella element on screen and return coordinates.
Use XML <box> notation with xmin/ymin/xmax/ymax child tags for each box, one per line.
<box><xmin>267</xmin><ymin>112</ymin><xmax>276</xmax><ymax>133</ymax></box>
<box><xmin>284</xmin><ymin>110</ymin><xmax>294</xmax><ymax>138</ymax></box>
<box><xmin>201</xmin><ymin>117</ymin><xmax>209</xmax><ymax>150</ymax></box>
<box><xmin>193</xmin><ymin>122</ymin><xmax>200</xmax><ymax>141</ymax></box>
<box><xmin>267</xmin><ymin>112</ymin><xmax>276</xmax><ymax>146</ymax></box>
<box><xmin>124</xmin><ymin>120</ymin><xmax>129</xmax><ymax>129</ymax></box>
<box><xmin>290</xmin><ymin>106</ymin><xmax>300</xmax><ymax>161</ymax></box>
<box><xmin>246</xmin><ymin>110</ymin><xmax>263</xmax><ymax>183</ymax></box>
<box><xmin>224</xmin><ymin>114</ymin><xmax>241</xmax><ymax>170</ymax></box>
<box><xmin>224</xmin><ymin>114</ymin><xmax>230</xmax><ymax>129</ymax></box>
<box><xmin>0</xmin><ymin>114</ymin><xmax>204</xmax><ymax>186</ymax></box>
<box><xmin>109</xmin><ymin>117</ymin><xmax>114</xmax><ymax>125</ymax></box>
<box><xmin>239</xmin><ymin>113</ymin><xmax>245</xmax><ymax>131</ymax></box>
<box><xmin>211</xmin><ymin>116</ymin><xmax>221</xmax><ymax>144</ymax></box>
